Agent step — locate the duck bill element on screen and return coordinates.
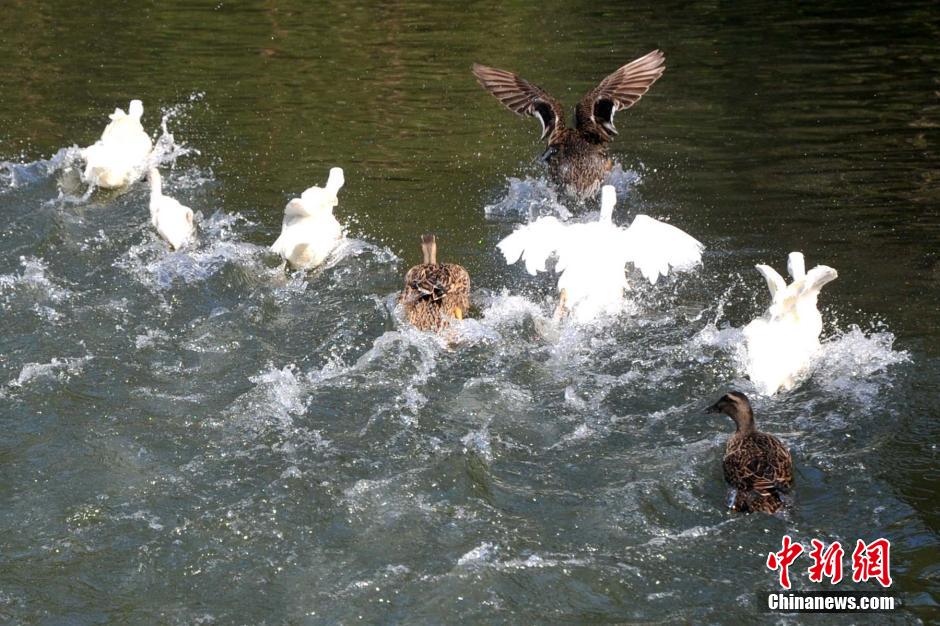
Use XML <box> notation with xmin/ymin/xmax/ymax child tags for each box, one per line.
<box><xmin>705</xmin><ymin>402</ymin><xmax>721</xmax><ymax>414</ymax></box>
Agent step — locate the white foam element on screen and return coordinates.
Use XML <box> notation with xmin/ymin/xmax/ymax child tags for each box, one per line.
<box><xmin>457</xmin><ymin>542</ymin><xmax>498</xmax><ymax>567</ymax></box>
<box><xmin>248</xmin><ymin>364</ymin><xmax>308</xmax><ymax>418</ymax></box>
<box><xmin>461</xmin><ymin>428</ymin><xmax>493</xmax><ymax>461</ymax></box>
<box><xmin>9</xmin><ymin>356</ymin><xmax>91</xmax><ymax>388</ymax></box>
<box><xmin>812</xmin><ymin>325</ymin><xmax>910</xmax><ymax>401</ymax></box>
<box><xmin>0</xmin><ymin>256</ymin><xmax>71</xmax><ymax>304</ymax></box>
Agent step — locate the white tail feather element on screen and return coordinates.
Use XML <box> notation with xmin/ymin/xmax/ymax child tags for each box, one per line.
<box><xmin>787</xmin><ymin>252</ymin><xmax>806</xmax><ymax>280</ymax></box>
<box><xmin>326</xmin><ymin>167</ymin><xmax>345</xmax><ymax>195</ymax></box>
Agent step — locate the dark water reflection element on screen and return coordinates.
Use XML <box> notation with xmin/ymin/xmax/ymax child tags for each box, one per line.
<box><xmin>0</xmin><ymin>0</ymin><xmax>937</xmax><ymax>623</ymax></box>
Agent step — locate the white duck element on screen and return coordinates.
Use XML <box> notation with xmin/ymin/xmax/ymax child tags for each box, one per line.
<box><xmin>82</xmin><ymin>100</ymin><xmax>153</xmax><ymax>189</ymax></box>
<box><xmin>743</xmin><ymin>252</ymin><xmax>838</xmax><ymax>395</ymax></box>
<box><xmin>148</xmin><ymin>168</ymin><xmax>195</xmax><ymax>250</ymax></box>
<box><xmin>497</xmin><ymin>185</ymin><xmax>703</xmax><ymax>321</ymax></box>
<box><xmin>271</xmin><ymin>167</ymin><xmax>345</xmax><ymax>270</ymax></box>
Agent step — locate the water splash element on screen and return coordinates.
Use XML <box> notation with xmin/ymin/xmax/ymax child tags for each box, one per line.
<box><xmin>7</xmin><ymin>355</ymin><xmax>92</xmax><ymax>388</ymax></box>
<box><xmin>0</xmin><ymin>146</ymin><xmax>85</xmax><ymax>193</ymax></box>
<box><xmin>0</xmin><ymin>256</ymin><xmax>72</xmax><ymax>305</ymax></box>
<box><xmin>484</xmin><ymin>176</ymin><xmax>571</xmax><ymax>221</ymax></box>
<box><xmin>812</xmin><ymin>325</ymin><xmax>910</xmax><ymax>402</ymax></box>
<box><xmin>116</xmin><ymin>210</ymin><xmax>267</xmax><ymax>290</ymax></box>
<box><xmin>483</xmin><ymin>164</ymin><xmax>643</xmax><ymax>222</ymax></box>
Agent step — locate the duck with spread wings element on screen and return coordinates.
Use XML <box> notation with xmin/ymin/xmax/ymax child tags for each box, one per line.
<box><xmin>473</xmin><ymin>50</ymin><xmax>665</xmax><ymax>200</ymax></box>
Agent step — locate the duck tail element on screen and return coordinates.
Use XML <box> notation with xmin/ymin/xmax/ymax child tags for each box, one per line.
<box><xmin>128</xmin><ymin>100</ymin><xmax>144</xmax><ymax>119</ymax></box>
<box><xmin>787</xmin><ymin>252</ymin><xmax>806</xmax><ymax>280</ymax></box>
<box><xmin>421</xmin><ymin>233</ymin><xmax>437</xmax><ymax>265</ymax></box>
<box><xmin>325</xmin><ymin>167</ymin><xmax>345</xmax><ymax>195</ymax></box>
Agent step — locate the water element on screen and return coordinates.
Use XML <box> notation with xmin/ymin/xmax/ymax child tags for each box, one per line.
<box><xmin>1</xmin><ymin>1</ymin><xmax>938</xmax><ymax>623</ymax></box>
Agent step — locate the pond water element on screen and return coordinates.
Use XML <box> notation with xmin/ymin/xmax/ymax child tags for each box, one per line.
<box><xmin>1</xmin><ymin>1</ymin><xmax>937</xmax><ymax>623</ymax></box>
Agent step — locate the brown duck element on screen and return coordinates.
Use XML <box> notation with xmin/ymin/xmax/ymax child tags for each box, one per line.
<box><xmin>706</xmin><ymin>391</ymin><xmax>794</xmax><ymax>514</ymax></box>
<box><xmin>400</xmin><ymin>234</ymin><xmax>470</xmax><ymax>332</ymax></box>
<box><xmin>472</xmin><ymin>50</ymin><xmax>665</xmax><ymax>200</ymax></box>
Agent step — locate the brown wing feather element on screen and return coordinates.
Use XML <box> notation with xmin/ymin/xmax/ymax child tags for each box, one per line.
<box><xmin>575</xmin><ymin>50</ymin><xmax>665</xmax><ymax>140</ymax></box>
<box><xmin>723</xmin><ymin>431</ymin><xmax>793</xmax><ymax>513</ymax></box>
<box><xmin>472</xmin><ymin>64</ymin><xmax>566</xmax><ymax>144</ymax></box>
<box><xmin>401</xmin><ymin>263</ymin><xmax>471</xmax><ymax>332</ymax></box>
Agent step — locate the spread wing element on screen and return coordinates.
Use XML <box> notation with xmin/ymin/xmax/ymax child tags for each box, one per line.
<box><xmin>797</xmin><ymin>265</ymin><xmax>838</xmax><ymax>299</ymax></box>
<box><xmin>755</xmin><ymin>264</ymin><xmax>787</xmax><ymax>300</ymax></box>
<box><xmin>575</xmin><ymin>50</ymin><xmax>665</xmax><ymax>141</ymax></box>
<box><xmin>472</xmin><ymin>64</ymin><xmax>566</xmax><ymax>143</ymax></box>
<box><xmin>496</xmin><ymin>216</ymin><xmax>569</xmax><ymax>275</ymax></box>
<box><xmin>619</xmin><ymin>214</ymin><xmax>703</xmax><ymax>284</ymax></box>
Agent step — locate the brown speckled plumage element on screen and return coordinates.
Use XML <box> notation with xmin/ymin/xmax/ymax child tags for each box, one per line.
<box><xmin>707</xmin><ymin>391</ymin><xmax>794</xmax><ymax>514</ymax></box>
<box><xmin>472</xmin><ymin>50</ymin><xmax>665</xmax><ymax>200</ymax></box>
<box><xmin>400</xmin><ymin>234</ymin><xmax>470</xmax><ymax>332</ymax></box>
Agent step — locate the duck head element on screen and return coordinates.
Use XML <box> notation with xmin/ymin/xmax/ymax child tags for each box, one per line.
<box><xmin>706</xmin><ymin>391</ymin><xmax>755</xmax><ymax>433</ymax></box>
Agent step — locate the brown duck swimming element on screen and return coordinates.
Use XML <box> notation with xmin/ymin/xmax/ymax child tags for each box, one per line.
<box><xmin>472</xmin><ymin>50</ymin><xmax>665</xmax><ymax>200</ymax></box>
<box><xmin>400</xmin><ymin>234</ymin><xmax>470</xmax><ymax>332</ymax></box>
<box><xmin>706</xmin><ymin>391</ymin><xmax>794</xmax><ymax>514</ymax></box>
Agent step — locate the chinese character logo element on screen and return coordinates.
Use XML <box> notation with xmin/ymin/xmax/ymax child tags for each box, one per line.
<box><xmin>851</xmin><ymin>538</ymin><xmax>892</xmax><ymax>588</ymax></box>
<box><xmin>766</xmin><ymin>535</ymin><xmax>804</xmax><ymax>590</ymax></box>
<box><xmin>766</xmin><ymin>536</ymin><xmax>892</xmax><ymax>589</ymax></box>
<box><xmin>807</xmin><ymin>539</ymin><xmax>844</xmax><ymax>584</ymax></box>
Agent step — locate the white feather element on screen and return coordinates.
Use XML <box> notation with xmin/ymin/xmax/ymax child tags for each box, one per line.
<box><xmin>743</xmin><ymin>252</ymin><xmax>838</xmax><ymax>395</ymax></box>
<box><xmin>271</xmin><ymin>167</ymin><xmax>346</xmax><ymax>270</ymax></box>
<box><xmin>496</xmin><ymin>185</ymin><xmax>703</xmax><ymax>321</ymax></box>
<box><xmin>82</xmin><ymin>99</ymin><xmax>153</xmax><ymax>189</ymax></box>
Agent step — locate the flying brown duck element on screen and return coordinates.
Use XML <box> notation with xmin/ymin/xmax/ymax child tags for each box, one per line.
<box><xmin>472</xmin><ymin>50</ymin><xmax>665</xmax><ymax>200</ymax></box>
<box><xmin>706</xmin><ymin>391</ymin><xmax>794</xmax><ymax>514</ymax></box>
<box><xmin>400</xmin><ymin>234</ymin><xmax>470</xmax><ymax>332</ymax></box>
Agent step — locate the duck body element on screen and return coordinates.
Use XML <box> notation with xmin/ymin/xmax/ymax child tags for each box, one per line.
<box><xmin>271</xmin><ymin>167</ymin><xmax>345</xmax><ymax>270</ymax></box>
<box><xmin>473</xmin><ymin>50</ymin><xmax>664</xmax><ymax>200</ymax></box>
<box><xmin>148</xmin><ymin>168</ymin><xmax>194</xmax><ymax>250</ymax></box>
<box><xmin>543</xmin><ymin>129</ymin><xmax>613</xmax><ymax>200</ymax></box>
<box><xmin>743</xmin><ymin>252</ymin><xmax>838</xmax><ymax>395</ymax></box>
<box><xmin>82</xmin><ymin>100</ymin><xmax>153</xmax><ymax>189</ymax></box>
<box><xmin>707</xmin><ymin>391</ymin><xmax>793</xmax><ymax>514</ymax></box>
<box><xmin>401</xmin><ymin>235</ymin><xmax>470</xmax><ymax>332</ymax></box>
<box><xmin>497</xmin><ymin>185</ymin><xmax>702</xmax><ymax>321</ymax></box>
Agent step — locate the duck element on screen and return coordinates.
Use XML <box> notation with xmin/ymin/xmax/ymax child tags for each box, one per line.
<box><xmin>271</xmin><ymin>167</ymin><xmax>345</xmax><ymax>270</ymax></box>
<box><xmin>400</xmin><ymin>234</ymin><xmax>470</xmax><ymax>332</ymax></box>
<box><xmin>497</xmin><ymin>185</ymin><xmax>702</xmax><ymax>321</ymax></box>
<box><xmin>473</xmin><ymin>50</ymin><xmax>665</xmax><ymax>200</ymax></box>
<box><xmin>743</xmin><ymin>252</ymin><xmax>838</xmax><ymax>395</ymax></box>
<box><xmin>148</xmin><ymin>168</ymin><xmax>194</xmax><ymax>250</ymax></box>
<box><xmin>706</xmin><ymin>391</ymin><xmax>793</xmax><ymax>514</ymax></box>
<box><xmin>82</xmin><ymin>99</ymin><xmax>153</xmax><ymax>189</ymax></box>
